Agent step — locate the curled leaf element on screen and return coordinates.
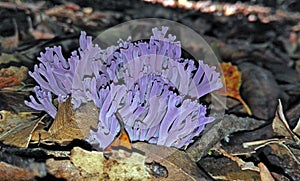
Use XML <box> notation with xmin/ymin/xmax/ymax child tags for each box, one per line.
<box><xmin>272</xmin><ymin>99</ymin><xmax>300</xmax><ymax>143</ymax></box>
<box><xmin>104</xmin><ymin>112</ymin><xmax>132</xmax><ymax>152</ymax></box>
<box><xmin>216</xmin><ymin>62</ymin><xmax>252</xmax><ymax>115</ymax></box>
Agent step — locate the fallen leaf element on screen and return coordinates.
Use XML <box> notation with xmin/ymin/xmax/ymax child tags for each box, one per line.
<box><xmin>0</xmin><ymin>77</ymin><xmax>20</xmax><ymax>90</ymax></box>
<box><xmin>133</xmin><ymin>142</ymin><xmax>209</xmax><ymax>180</ymax></box>
<box><xmin>292</xmin><ymin>117</ymin><xmax>300</xmax><ymax>137</ymax></box>
<box><xmin>0</xmin><ymin>111</ymin><xmax>42</xmax><ymax>147</ymax></box>
<box><xmin>199</xmin><ymin>153</ymin><xmax>261</xmax><ymax>180</ymax></box>
<box><xmin>270</xmin><ymin>172</ymin><xmax>291</xmax><ymax>181</ymax></box>
<box><xmin>216</xmin><ymin>62</ymin><xmax>252</xmax><ymax>115</ymax></box>
<box><xmin>70</xmin><ymin>147</ymin><xmax>151</xmax><ymax>180</ymax></box>
<box><xmin>49</xmin><ymin>143</ymin><xmax>209</xmax><ymax>180</ymax></box>
<box><xmin>0</xmin><ymin>66</ymin><xmax>28</xmax><ymax>82</ymax></box>
<box><xmin>46</xmin><ymin>159</ymin><xmax>81</xmax><ymax>180</ymax></box>
<box><xmin>104</xmin><ymin>112</ymin><xmax>132</xmax><ymax>151</ymax></box>
<box><xmin>187</xmin><ymin>113</ymin><xmax>266</xmax><ymax>162</ymax></box>
<box><xmin>238</xmin><ymin>62</ymin><xmax>281</xmax><ymax>120</ymax></box>
<box><xmin>0</xmin><ymin>66</ymin><xmax>28</xmax><ymax>90</ymax></box>
<box><xmin>272</xmin><ymin>99</ymin><xmax>300</xmax><ymax>143</ymax></box>
<box><xmin>262</xmin><ymin>143</ymin><xmax>300</xmax><ymax>180</ymax></box>
<box><xmin>0</xmin><ymin>150</ymin><xmax>47</xmax><ymax>179</ymax></box>
<box><xmin>32</xmin><ymin>98</ymin><xmax>98</xmax><ymax>144</ymax></box>
<box><xmin>258</xmin><ymin>162</ymin><xmax>275</xmax><ymax>181</ymax></box>
<box><xmin>0</xmin><ymin>162</ymin><xmax>37</xmax><ymax>181</ymax></box>
<box><xmin>214</xmin><ymin>147</ymin><xmax>260</xmax><ymax>172</ymax></box>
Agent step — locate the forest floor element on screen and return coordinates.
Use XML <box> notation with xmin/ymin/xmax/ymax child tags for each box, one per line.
<box><xmin>0</xmin><ymin>0</ymin><xmax>299</xmax><ymax>180</ymax></box>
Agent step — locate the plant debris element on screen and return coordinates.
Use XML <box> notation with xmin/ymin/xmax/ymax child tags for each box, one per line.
<box><xmin>0</xmin><ymin>0</ymin><xmax>300</xmax><ymax>180</ymax></box>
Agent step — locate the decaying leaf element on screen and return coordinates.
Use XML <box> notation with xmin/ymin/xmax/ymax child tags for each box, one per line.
<box><xmin>0</xmin><ymin>162</ymin><xmax>37</xmax><ymax>181</ymax></box>
<box><xmin>1</xmin><ymin>65</ymin><xmax>27</xmax><ymax>83</ymax></box>
<box><xmin>262</xmin><ymin>143</ymin><xmax>300</xmax><ymax>180</ymax></box>
<box><xmin>32</xmin><ymin>98</ymin><xmax>98</xmax><ymax>144</ymax></box>
<box><xmin>204</xmin><ymin>147</ymin><xmax>276</xmax><ymax>180</ymax></box>
<box><xmin>105</xmin><ymin>112</ymin><xmax>132</xmax><ymax>152</ymax></box>
<box><xmin>46</xmin><ymin>159</ymin><xmax>81</xmax><ymax>180</ymax></box>
<box><xmin>0</xmin><ymin>110</ymin><xmax>42</xmax><ymax>147</ymax></box>
<box><xmin>0</xmin><ymin>149</ymin><xmax>47</xmax><ymax>180</ymax></box>
<box><xmin>238</xmin><ymin>62</ymin><xmax>281</xmax><ymax>120</ymax></box>
<box><xmin>199</xmin><ymin>154</ymin><xmax>261</xmax><ymax>180</ymax></box>
<box><xmin>47</xmin><ymin>142</ymin><xmax>208</xmax><ymax>180</ymax></box>
<box><xmin>272</xmin><ymin>99</ymin><xmax>300</xmax><ymax>143</ymax></box>
<box><xmin>187</xmin><ymin>113</ymin><xmax>266</xmax><ymax>162</ymax></box>
<box><xmin>0</xmin><ymin>77</ymin><xmax>20</xmax><ymax>90</ymax></box>
<box><xmin>70</xmin><ymin>147</ymin><xmax>151</xmax><ymax>180</ymax></box>
<box><xmin>133</xmin><ymin>142</ymin><xmax>208</xmax><ymax>180</ymax></box>
<box><xmin>292</xmin><ymin>117</ymin><xmax>300</xmax><ymax>137</ymax></box>
<box><xmin>258</xmin><ymin>162</ymin><xmax>275</xmax><ymax>181</ymax></box>
<box><xmin>47</xmin><ymin>146</ymin><xmax>151</xmax><ymax>180</ymax></box>
<box><xmin>216</xmin><ymin>62</ymin><xmax>252</xmax><ymax>115</ymax></box>
<box><xmin>0</xmin><ymin>66</ymin><xmax>28</xmax><ymax>90</ymax></box>
<box><xmin>214</xmin><ymin>147</ymin><xmax>260</xmax><ymax>172</ymax></box>
<box><xmin>0</xmin><ymin>66</ymin><xmax>28</xmax><ymax>81</ymax></box>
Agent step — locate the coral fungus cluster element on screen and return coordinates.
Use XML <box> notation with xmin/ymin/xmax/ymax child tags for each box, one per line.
<box><xmin>25</xmin><ymin>27</ymin><xmax>222</xmax><ymax>150</ymax></box>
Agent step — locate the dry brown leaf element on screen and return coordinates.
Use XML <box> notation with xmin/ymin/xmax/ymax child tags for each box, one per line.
<box><xmin>214</xmin><ymin>147</ymin><xmax>260</xmax><ymax>172</ymax></box>
<box><xmin>133</xmin><ymin>142</ymin><xmax>207</xmax><ymax>180</ymax></box>
<box><xmin>105</xmin><ymin>128</ymin><xmax>132</xmax><ymax>151</ymax></box>
<box><xmin>187</xmin><ymin>113</ymin><xmax>266</xmax><ymax>162</ymax></box>
<box><xmin>0</xmin><ymin>66</ymin><xmax>28</xmax><ymax>82</ymax></box>
<box><xmin>47</xmin><ymin>143</ymin><xmax>208</xmax><ymax>180</ymax></box>
<box><xmin>32</xmin><ymin>98</ymin><xmax>98</xmax><ymax>144</ymax></box>
<box><xmin>272</xmin><ymin>99</ymin><xmax>300</xmax><ymax>143</ymax></box>
<box><xmin>216</xmin><ymin>62</ymin><xmax>252</xmax><ymax>115</ymax></box>
<box><xmin>70</xmin><ymin>147</ymin><xmax>151</xmax><ymax>180</ymax></box>
<box><xmin>292</xmin><ymin>117</ymin><xmax>300</xmax><ymax>137</ymax></box>
<box><xmin>270</xmin><ymin>172</ymin><xmax>290</xmax><ymax>181</ymax></box>
<box><xmin>0</xmin><ymin>76</ymin><xmax>20</xmax><ymax>90</ymax></box>
<box><xmin>263</xmin><ymin>143</ymin><xmax>300</xmax><ymax>179</ymax></box>
<box><xmin>47</xmin><ymin>147</ymin><xmax>151</xmax><ymax>180</ymax></box>
<box><xmin>0</xmin><ymin>66</ymin><xmax>28</xmax><ymax>90</ymax></box>
<box><xmin>105</xmin><ymin>112</ymin><xmax>132</xmax><ymax>152</ymax></box>
<box><xmin>0</xmin><ymin>162</ymin><xmax>37</xmax><ymax>181</ymax></box>
<box><xmin>200</xmin><ymin>156</ymin><xmax>261</xmax><ymax>180</ymax></box>
<box><xmin>258</xmin><ymin>162</ymin><xmax>275</xmax><ymax>181</ymax></box>
<box><xmin>0</xmin><ymin>111</ymin><xmax>42</xmax><ymax>147</ymax></box>
<box><xmin>32</xmin><ymin>97</ymin><xmax>81</xmax><ymax>143</ymax></box>
<box><xmin>46</xmin><ymin>159</ymin><xmax>81</xmax><ymax>180</ymax></box>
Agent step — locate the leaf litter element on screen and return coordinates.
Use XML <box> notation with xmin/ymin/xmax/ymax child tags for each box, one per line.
<box><xmin>1</xmin><ymin>0</ymin><xmax>300</xmax><ymax>180</ymax></box>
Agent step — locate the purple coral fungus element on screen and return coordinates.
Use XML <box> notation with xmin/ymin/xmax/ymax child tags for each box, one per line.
<box><xmin>25</xmin><ymin>27</ymin><xmax>222</xmax><ymax>150</ymax></box>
